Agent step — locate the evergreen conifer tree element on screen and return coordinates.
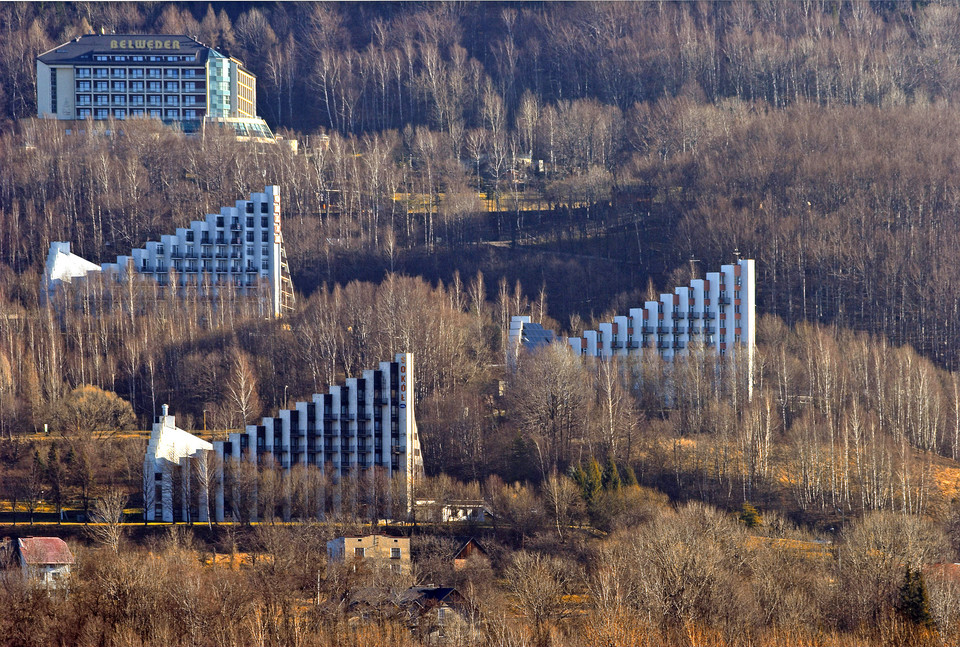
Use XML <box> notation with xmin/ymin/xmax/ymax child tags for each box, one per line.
<box><xmin>899</xmin><ymin>566</ymin><xmax>934</xmax><ymax>628</ymax></box>
<box><xmin>602</xmin><ymin>456</ymin><xmax>621</xmax><ymax>491</ymax></box>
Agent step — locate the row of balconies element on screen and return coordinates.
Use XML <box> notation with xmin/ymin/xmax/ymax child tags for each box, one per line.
<box><xmin>172</xmin><ymin>250</ymin><xmax>244</xmax><ymax>259</ymax></box>
<box><xmin>258</xmin><ymin>439</ymin><xmax>391</xmax><ymax>455</ymax></box>
<box><xmin>613</xmin><ymin>324</ymin><xmax>722</xmax><ymax>346</ymax></box>
<box><xmin>84</xmin><ymin>69</ymin><xmax>201</xmax><ymax>80</ymax></box>
<box><xmin>78</xmin><ymin>81</ymin><xmax>205</xmax><ymax>92</ymax></box>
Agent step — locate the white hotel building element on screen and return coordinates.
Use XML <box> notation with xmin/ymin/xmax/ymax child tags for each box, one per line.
<box><xmin>511</xmin><ymin>258</ymin><xmax>756</xmax><ymax>391</ymax></box>
<box><xmin>36</xmin><ymin>34</ymin><xmax>273</xmax><ymax>139</ymax></box>
<box><xmin>45</xmin><ymin>186</ymin><xmax>294</xmax><ymax>317</ymax></box>
<box><xmin>144</xmin><ymin>354</ymin><xmax>424</xmax><ymax>523</ymax></box>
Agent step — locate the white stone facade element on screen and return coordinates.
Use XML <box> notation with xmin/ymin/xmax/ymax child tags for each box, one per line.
<box><xmin>144</xmin><ymin>404</ymin><xmax>214</xmax><ymax>523</ymax></box>
<box><xmin>145</xmin><ymin>353</ymin><xmax>423</xmax><ymax>523</ymax></box>
<box><xmin>46</xmin><ymin>186</ymin><xmax>293</xmax><ymax>317</ymax></box>
<box><xmin>566</xmin><ymin>258</ymin><xmax>755</xmax><ymax>362</ymax></box>
<box><xmin>519</xmin><ymin>258</ymin><xmax>757</xmax><ymax>395</ymax></box>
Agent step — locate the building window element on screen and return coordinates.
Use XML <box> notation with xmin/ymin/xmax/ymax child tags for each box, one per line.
<box><xmin>355</xmin><ymin>547</ymin><xmax>364</xmax><ymax>558</ymax></box>
<box><xmin>391</xmin><ymin>547</ymin><xmax>401</xmax><ymax>559</ymax></box>
<box><xmin>261</xmin><ymin>216</ymin><xmax>268</xmax><ymax>228</ymax></box>
<box><xmin>246</xmin><ymin>231</ymin><xmax>254</xmax><ymax>242</ymax></box>
<box><xmin>261</xmin><ymin>246</ymin><xmax>269</xmax><ymax>256</ymax></box>
<box><xmin>261</xmin><ymin>231</ymin><xmax>269</xmax><ymax>242</ymax></box>
<box><xmin>50</xmin><ymin>69</ymin><xmax>57</xmax><ymax>112</ymax></box>
<box><xmin>261</xmin><ymin>202</ymin><xmax>269</xmax><ymax>214</ymax></box>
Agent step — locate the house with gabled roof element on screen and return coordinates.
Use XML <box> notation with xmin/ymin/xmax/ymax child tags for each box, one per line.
<box><xmin>5</xmin><ymin>537</ymin><xmax>75</xmax><ymax>588</ymax></box>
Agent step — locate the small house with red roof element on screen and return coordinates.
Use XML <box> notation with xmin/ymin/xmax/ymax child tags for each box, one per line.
<box><xmin>11</xmin><ymin>537</ymin><xmax>75</xmax><ymax>587</ymax></box>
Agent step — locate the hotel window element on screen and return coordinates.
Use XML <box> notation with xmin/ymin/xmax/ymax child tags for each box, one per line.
<box><xmin>149</xmin><ymin>109</ymin><xmax>161</xmax><ymax>118</ymax></box>
<box><xmin>76</xmin><ymin>67</ymin><xmax>91</xmax><ymax>78</ymax></box>
<box><xmin>95</xmin><ymin>68</ymin><xmax>108</xmax><ymax>78</ymax></box>
<box><xmin>95</xmin><ymin>108</ymin><xmax>108</xmax><ymax>119</ymax></box>
<box><xmin>261</xmin><ymin>246</ymin><xmax>268</xmax><ymax>257</ymax></box>
<box><xmin>216</xmin><ymin>216</ymin><xmax>225</xmax><ymax>228</ymax></box>
<box><xmin>184</xmin><ymin>109</ymin><xmax>197</xmax><ymax>119</ymax></box>
<box><xmin>76</xmin><ymin>95</ymin><xmax>91</xmax><ymax>106</ymax></box>
<box><xmin>246</xmin><ymin>217</ymin><xmax>254</xmax><ymax>228</ymax></box>
<box><xmin>246</xmin><ymin>231</ymin><xmax>254</xmax><ymax>242</ymax></box>
<box><xmin>164</xmin><ymin>109</ymin><xmax>179</xmax><ymax>119</ymax></box>
<box><xmin>185</xmin><ymin>231</ymin><xmax>194</xmax><ymax>242</ymax></box>
<box><xmin>76</xmin><ymin>80</ymin><xmax>91</xmax><ymax>91</ymax></box>
<box><xmin>113</xmin><ymin>108</ymin><xmax>126</xmax><ymax>119</ymax></box>
<box><xmin>111</xmin><ymin>69</ymin><xmax>126</xmax><ymax>78</ymax></box>
<box><xmin>77</xmin><ymin>108</ymin><xmax>91</xmax><ymax>118</ymax></box>
<box><xmin>129</xmin><ymin>68</ymin><xmax>144</xmax><ymax>77</ymax></box>
<box><xmin>131</xmin><ymin>108</ymin><xmax>145</xmax><ymax>117</ymax></box>
<box><xmin>112</xmin><ymin>81</ymin><xmax>126</xmax><ymax>91</ymax></box>
<box><xmin>261</xmin><ymin>202</ymin><xmax>269</xmax><ymax>214</ymax></box>
<box><xmin>246</xmin><ymin>246</ymin><xmax>254</xmax><ymax>256</ymax></box>
<box><xmin>94</xmin><ymin>80</ymin><xmax>108</xmax><ymax>91</ymax></box>
<box><xmin>147</xmin><ymin>69</ymin><xmax>161</xmax><ymax>78</ymax></box>
<box><xmin>261</xmin><ymin>216</ymin><xmax>268</xmax><ymax>228</ymax></box>
<box><xmin>261</xmin><ymin>231</ymin><xmax>269</xmax><ymax>242</ymax></box>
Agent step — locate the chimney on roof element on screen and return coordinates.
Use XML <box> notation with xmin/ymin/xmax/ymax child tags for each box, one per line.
<box><xmin>162</xmin><ymin>404</ymin><xmax>169</xmax><ymax>417</ymax></box>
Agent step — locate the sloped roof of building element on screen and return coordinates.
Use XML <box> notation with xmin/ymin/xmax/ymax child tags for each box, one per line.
<box><xmin>399</xmin><ymin>586</ymin><xmax>459</xmax><ymax>608</ymax></box>
<box><xmin>18</xmin><ymin>537</ymin><xmax>75</xmax><ymax>565</ymax></box>
<box><xmin>38</xmin><ymin>34</ymin><xmax>210</xmax><ymax>65</ymax></box>
<box><xmin>45</xmin><ymin>242</ymin><xmax>101</xmax><ymax>286</ymax></box>
<box><xmin>519</xmin><ymin>322</ymin><xmax>556</xmax><ymax>349</ymax></box>
<box><xmin>452</xmin><ymin>537</ymin><xmax>488</xmax><ymax>560</ymax></box>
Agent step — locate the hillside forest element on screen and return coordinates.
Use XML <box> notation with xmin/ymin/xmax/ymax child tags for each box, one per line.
<box><xmin>5</xmin><ymin>2</ymin><xmax>960</xmax><ymax>645</ymax></box>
